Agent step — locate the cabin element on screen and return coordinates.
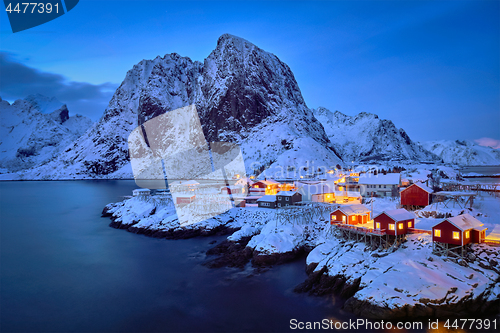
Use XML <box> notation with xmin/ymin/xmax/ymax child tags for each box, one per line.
<box><xmin>221</xmin><ymin>185</ymin><xmax>245</xmax><ymax>195</ymax></box>
<box><xmin>400</xmin><ymin>182</ymin><xmax>433</xmax><ymax>209</ymax></box>
<box><xmin>358</xmin><ymin>173</ymin><xmax>401</xmax><ymax>197</ymax></box>
<box><xmin>257</xmin><ymin>195</ymin><xmax>277</xmax><ymax>209</ymax></box>
<box><xmin>175</xmin><ymin>194</ymin><xmax>196</xmax><ymax>205</ymax></box>
<box><xmin>251</xmin><ymin>179</ymin><xmax>280</xmax><ymax>195</ymax></box>
<box><xmin>244</xmin><ymin>196</ymin><xmax>262</xmax><ymax>205</ymax></box>
<box><xmin>133</xmin><ymin>188</ymin><xmax>151</xmax><ymax>197</ymax></box>
<box><xmin>373</xmin><ymin>209</ymin><xmax>415</xmax><ymax>236</ymax></box>
<box><xmin>276</xmin><ymin>191</ymin><xmax>302</xmax><ymax>207</ymax></box>
<box><xmin>432</xmin><ymin>214</ymin><xmax>487</xmax><ymax>247</ymax></box>
<box><xmin>295</xmin><ymin>181</ymin><xmax>335</xmax><ymax>202</ymax></box>
<box><xmin>330</xmin><ymin>204</ymin><xmax>371</xmax><ymax>225</ymax></box>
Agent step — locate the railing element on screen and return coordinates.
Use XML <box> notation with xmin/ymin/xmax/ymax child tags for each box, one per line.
<box><xmin>331</xmin><ymin>222</ymin><xmax>386</xmax><ymax>235</ymax></box>
<box><xmin>408</xmin><ymin>228</ymin><xmax>431</xmax><ymax>235</ymax></box>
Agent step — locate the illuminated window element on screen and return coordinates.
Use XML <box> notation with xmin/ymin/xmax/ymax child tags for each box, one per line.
<box><xmin>408</xmin><ymin>221</ymin><xmax>412</xmax><ymax>228</ymax></box>
<box><xmin>342</xmin><ymin>216</ymin><xmax>346</xmax><ymax>222</ymax></box>
<box><xmin>453</xmin><ymin>231</ymin><xmax>460</xmax><ymax>240</ymax></box>
<box><xmin>465</xmin><ymin>231</ymin><xmax>470</xmax><ymax>238</ymax></box>
<box><xmin>434</xmin><ymin>229</ymin><xmax>441</xmax><ymax>237</ymax></box>
<box><xmin>351</xmin><ymin>216</ymin><xmax>355</xmax><ymax>221</ymax></box>
<box><xmin>376</xmin><ymin>222</ymin><xmax>380</xmax><ymax>229</ymax></box>
<box><xmin>332</xmin><ymin>215</ymin><xmax>337</xmax><ymax>221</ymax></box>
<box><xmin>254</xmin><ymin>185</ymin><xmax>259</xmax><ymax>188</ymax></box>
<box><xmin>389</xmin><ymin>224</ymin><xmax>395</xmax><ymax>231</ymax></box>
<box><xmin>398</xmin><ymin>223</ymin><xmax>403</xmax><ymax>230</ymax></box>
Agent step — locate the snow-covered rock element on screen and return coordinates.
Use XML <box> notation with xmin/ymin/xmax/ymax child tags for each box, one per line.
<box><xmin>0</xmin><ymin>96</ymin><xmax>93</xmax><ymax>173</ymax></box>
<box><xmin>312</xmin><ymin>107</ymin><xmax>439</xmax><ymax>163</ymax></box>
<box><xmin>421</xmin><ymin>140</ymin><xmax>500</xmax><ymax>166</ymax></box>
<box><xmin>17</xmin><ymin>34</ymin><xmax>342</xmax><ymax>180</ymax></box>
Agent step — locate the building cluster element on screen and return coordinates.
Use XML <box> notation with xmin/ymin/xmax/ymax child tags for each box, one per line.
<box><xmin>130</xmin><ymin>167</ymin><xmax>487</xmax><ymax>257</ymax></box>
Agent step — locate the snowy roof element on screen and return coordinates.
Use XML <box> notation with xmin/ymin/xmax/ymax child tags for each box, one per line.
<box><xmin>402</xmin><ymin>182</ymin><xmax>433</xmax><ymax>194</ymax></box>
<box><xmin>357</xmin><ymin>173</ymin><xmax>401</xmax><ymax>185</ymax></box>
<box><xmin>433</xmin><ymin>191</ymin><xmax>476</xmax><ymax>197</ymax></box>
<box><xmin>276</xmin><ymin>191</ymin><xmax>299</xmax><ymax>196</ymax></box>
<box><xmin>375</xmin><ymin>209</ymin><xmax>415</xmax><ymax>221</ymax></box>
<box><xmin>183</xmin><ymin>180</ymin><xmax>200</xmax><ymax>185</ymax></box>
<box><xmin>257</xmin><ymin>195</ymin><xmax>277</xmax><ymax>202</ymax></box>
<box><xmin>255</xmin><ymin>180</ymin><xmax>279</xmax><ymax>186</ymax></box>
<box><xmin>443</xmin><ymin>214</ymin><xmax>484</xmax><ymax>231</ymax></box>
<box><xmin>334</xmin><ymin>204</ymin><xmax>370</xmax><ymax>215</ymax></box>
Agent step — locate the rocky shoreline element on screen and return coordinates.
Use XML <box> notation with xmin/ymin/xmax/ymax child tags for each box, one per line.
<box><xmin>295</xmin><ymin>263</ymin><xmax>500</xmax><ymax>320</ymax></box>
<box><xmin>102</xmin><ymin>204</ymin><xmax>240</xmax><ymax>239</ymax></box>
<box><xmin>102</xmin><ymin>200</ymin><xmax>500</xmax><ymax>321</ymax></box>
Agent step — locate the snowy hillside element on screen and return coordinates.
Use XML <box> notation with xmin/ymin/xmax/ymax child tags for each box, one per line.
<box><xmin>312</xmin><ymin>107</ymin><xmax>439</xmax><ymax>163</ymax></box>
<box><xmin>0</xmin><ymin>96</ymin><xmax>93</xmax><ymax>173</ymax></box>
<box><xmin>18</xmin><ymin>34</ymin><xmax>342</xmax><ymax>180</ymax></box>
<box><xmin>421</xmin><ymin>140</ymin><xmax>500</xmax><ymax>166</ymax></box>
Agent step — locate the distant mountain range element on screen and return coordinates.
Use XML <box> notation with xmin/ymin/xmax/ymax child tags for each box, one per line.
<box><xmin>420</xmin><ymin>140</ymin><xmax>500</xmax><ymax>166</ymax></box>
<box><xmin>0</xmin><ymin>95</ymin><xmax>93</xmax><ymax>174</ymax></box>
<box><xmin>311</xmin><ymin>107</ymin><xmax>439</xmax><ymax>163</ymax></box>
<box><xmin>1</xmin><ymin>35</ymin><xmax>499</xmax><ymax>179</ymax></box>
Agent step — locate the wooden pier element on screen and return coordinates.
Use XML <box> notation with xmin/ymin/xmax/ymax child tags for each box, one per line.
<box><xmin>331</xmin><ymin>222</ymin><xmax>406</xmax><ymax>249</ymax></box>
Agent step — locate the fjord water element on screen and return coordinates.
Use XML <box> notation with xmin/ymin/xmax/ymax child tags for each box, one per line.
<box><xmin>0</xmin><ymin>181</ymin><xmax>348</xmax><ymax>332</ymax></box>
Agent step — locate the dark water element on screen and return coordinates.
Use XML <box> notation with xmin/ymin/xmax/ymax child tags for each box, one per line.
<box><xmin>0</xmin><ymin>181</ymin><xmax>352</xmax><ymax>332</ymax></box>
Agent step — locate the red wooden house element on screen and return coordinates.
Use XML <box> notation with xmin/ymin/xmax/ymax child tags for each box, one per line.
<box><xmin>330</xmin><ymin>204</ymin><xmax>370</xmax><ymax>225</ymax></box>
<box><xmin>400</xmin><ymin>182</ymin><xmax>433</xmax><ymax>209</ymax></box>
<box><xmin>432</xmin><ymin>214</ymin><xmax>487</xmax><ymax>246</ymax></box>
<box><xmin>373</xmin><ymin>209</ymin><xmax>415</xmax><ymax>236</ymax></box>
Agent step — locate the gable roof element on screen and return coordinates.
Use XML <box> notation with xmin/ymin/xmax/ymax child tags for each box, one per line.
<box><xmin>357</xmin><ymin>173</ymin><xmax>401</xmax><ymax>185</ymax></box>
<box><xmin>439</xmin><ymin>213</ymin><xmax>484</xmax><ymax>231</ymax></box>
<box><xmin>334</xmin><ymin>204</ymin><xmax>370</xmax><ymax>215</ymax></box>
<box><xmin>255</xmin><ymin>180</ymin><xmax>279</xmax><ymax>186</ymax></box>
<box><xmin>402</xmin><ymin>182</ymin><xmax>433</xmax><ymax>194</ymax></box>
<box><xmin>257</xmin><ymin>195</ymin><xmax>277</xmax><ymax>202</ymax></box>
<box><xmin>277</xmin><ymin>191</ymin><xmax>299</xmax><ymax>197</ymax></box>
<box><xmin>374</xmin><ymin>208</ymin><xmax>415</xmax><ymax>221</ymax></box>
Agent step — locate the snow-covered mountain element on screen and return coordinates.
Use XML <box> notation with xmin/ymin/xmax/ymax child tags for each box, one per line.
<box><xmin>0</xmin><ymin>96</ymin><xmax>93</xmax><ymax>173</ymax></box>
<box><xmin>24</xmin><ymin>93</ymin><xmax>64</xmax><ymax>114</ymax></box>
<box><xmin>19</xmin><ymin>34</ymin><xmax>342</xmax><ymax>180</ymax></box>
<box><xmin>312</xmin><ymin>107</ymin><xmax>438</xmax><ymax>163</ymax></box>
<box><xmin>421</xmin><ymin>140</ymin><xmax>500</xmax><ymax>166</ymax></box>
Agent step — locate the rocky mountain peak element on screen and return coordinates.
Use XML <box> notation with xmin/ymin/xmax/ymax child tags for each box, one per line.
<box><xmin>48</xmin><ymin>104</ymin><xmax>70</xmax><ymax>124</ymax></box>
<box><xmin>312</xmin><ymin>106</ymin><xmax>438</xmax><ymax>162</ymax></box>
<box><xmin>16</xmin><ymin>34</ymin><xmax>341</xmax><ymax>179</ymax></box>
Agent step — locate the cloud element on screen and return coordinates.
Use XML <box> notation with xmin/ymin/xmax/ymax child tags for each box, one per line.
<box><xmin>0</xmin><ymin>52</ymin><xmax>118</xmax><ymax>120</ymax></box>
<box><xmin>474</xmin><ymin>137</ymin><xmax>500</xmax><ymax>149</ymax></box>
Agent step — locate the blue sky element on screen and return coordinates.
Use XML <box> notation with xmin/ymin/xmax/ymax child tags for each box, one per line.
<box><xmin>1</xmin><ymin>0</ymin><xmax>499</xmax><ymax>145</ymax></box>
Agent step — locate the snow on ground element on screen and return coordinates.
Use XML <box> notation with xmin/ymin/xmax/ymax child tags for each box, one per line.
<box><xmin>308</xmin><ymin>234</ymin><xmax>500</xmax><ymax>310</ymax></box>
<box><xmin>105</xmin><ymin>187</ymin><xmax>500</xmax><ymax>316</ymax></box>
